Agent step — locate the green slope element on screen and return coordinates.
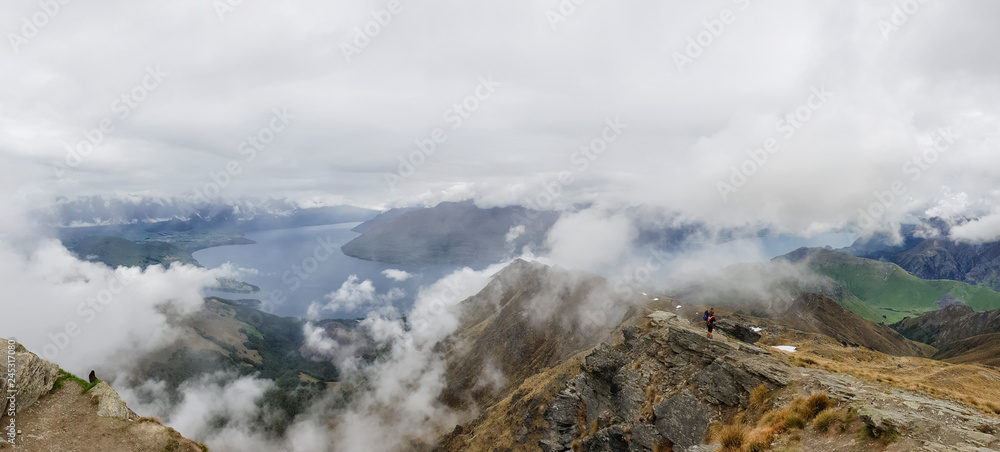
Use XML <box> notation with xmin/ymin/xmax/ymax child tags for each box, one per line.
<box><xmin>784</xmin><ymin>248</ymin><xmax>1000</xmax><ymax>324</ymax></box>
<box><xmin>72</xmin><ymin>235</ymin><xmax>198</xmax><ymax>269</ymax></box>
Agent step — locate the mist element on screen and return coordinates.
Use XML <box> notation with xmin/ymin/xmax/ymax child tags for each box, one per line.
<box><xmin>4</xmin><ymin>0</ymin><xmax>1000</xmax><ymax>450</ymax></box>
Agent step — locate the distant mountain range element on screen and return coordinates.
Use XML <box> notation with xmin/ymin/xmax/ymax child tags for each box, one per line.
<box><xmin>340</xmin><ymin>201</ymin><xmax>772</xmax><ymax>266</ymax></box>
<box><xmin>341</xmin><ymin>200</ymin><xmax>559</xmax><ymax>266</ymax></box>
<box><xmin>891</xmin><ymin>305</ymin><xmax>1000</xmax><ymax>367</ymax></box>
<box><xmin>38</xmin><ymin>195</ymin><xmax>376</xmax><ymax>228</ymax></box>
<box><xmin>676</xmin><ymin>247</ymin><xmax>1000</xmax><ymax>325</ymax></box>
<box><xmin>841</xmin><ymin>218</ymin><xmax>1000</xmax><ymax>291</ymax></box>
<box><xmin>50</xmin><ymin>196</ymin><xmax>377</xmax><ymax>254</ymax></box>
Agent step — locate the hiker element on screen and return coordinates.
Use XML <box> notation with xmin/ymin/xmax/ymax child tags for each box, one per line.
<box><xmin>704</xmin><ymin>308</ymin><xmax>716</xmax><ymax>339</ymax></box>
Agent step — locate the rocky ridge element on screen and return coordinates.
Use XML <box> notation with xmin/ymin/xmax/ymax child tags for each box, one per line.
<box><xmin>436</xmin><ymin>307</ymin><xmax>1000</xmax><ymax>451</ymax></box>
<box><xmin>0</xmin><ymin>337</ymin><xmax>204</xmax><ymax>451</ymax></box>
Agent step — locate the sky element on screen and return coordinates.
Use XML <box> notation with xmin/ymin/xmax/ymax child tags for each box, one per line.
<box><xmin>3</xmin><ymin>0</ymin><xmax>1000</xmax><ymax>238</ymax></box>
<box><xmin>3</xmin><ymin>2</ymin><xmax>1000</xmax><ymax>449</ymax></box>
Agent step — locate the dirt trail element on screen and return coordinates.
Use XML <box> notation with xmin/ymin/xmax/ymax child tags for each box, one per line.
<box><xmin>2</xmin><ymin>383</ymin><xmax>202</xmax><ymax>452</ymax></box>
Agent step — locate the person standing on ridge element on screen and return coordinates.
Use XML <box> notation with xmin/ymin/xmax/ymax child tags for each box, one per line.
<box><xmin>704</xmin><ymin>307</ymin><xmax>716</xmax><ymax>339</ymax></box>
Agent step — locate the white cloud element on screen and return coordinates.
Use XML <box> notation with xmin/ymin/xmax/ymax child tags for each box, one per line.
<box><xmin>545</xmin><ymin>207</ymin><xmax>635</xmax><ymax>273</ymax></box>
<box><xmin>380</xmin><ymin>269</ymin><xmax>413</xmax><ymax>282</ymax></box>
<box><xmin>331</xmin><ymin>262</ymin><xmax>509</xmax><ymax>452</ymax></box>
<box><xmin>306</xmin><ymin>275</ymin><xmax>404</xmax><ymax>317</ymax></box>
<box><xmin>0</xmin><ymin>1</ymin><xmax>998</xmax><ymax>234</ymax></box>
<box><xmin>950</xmin><ymin>212</ymin><xmax>1000</xmax><ymax>243</ymax></box>
<box><xmin>0</xmin><ymin>238</ymin><xmax>222</xmax><ymax>374</ymax></box>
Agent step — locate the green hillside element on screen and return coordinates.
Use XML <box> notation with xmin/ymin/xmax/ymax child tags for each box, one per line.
<box><xmin>71</xmin><ymin>235</ymin><xmax>198</xmax><ymax>269</ymax></box>
<box><xmin>783</xmin><ymin>248</ymin><xmax>1000</xmax><ymax>324</ymax></box>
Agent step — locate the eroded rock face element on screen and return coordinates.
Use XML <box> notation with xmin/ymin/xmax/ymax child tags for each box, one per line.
<box><xmin>653</xmin><ymin>390</ymin><xmax>709</xmax><ymax>450</ymax></box>
<box><xmin>88</xmin><ymin>382</ymin><xmax>135</xmax><ymax>420</ymax></box>
<box><xmin>714</xmin><ymin>318</ymin><xmax>761</xmax><ymax>344</ymax></box>
<box><xmin>539</xmin><ymin>313</ymin><xmax>793</xmax><ymax>452</ymax></box>
<box><xmin>1</xmin><ymin>338</ymin><xmax>59</xmax><ymax>422</ymax></box>
<box><xmin>446</xmin><ymin>310</ymin><xmax>1000</xmax><ymax>452</ymax></box>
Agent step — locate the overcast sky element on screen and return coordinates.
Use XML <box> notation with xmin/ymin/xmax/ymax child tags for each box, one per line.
<box><xmin>3</xmin><ymin>0</ymin><xmax>1000</xmax><ymax>236</ymax></box>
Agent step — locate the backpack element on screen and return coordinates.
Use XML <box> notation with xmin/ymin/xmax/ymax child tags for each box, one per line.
<box><xmin>703</xmin><ymin>311</ymin><xmax>709</xmax><ymax>321</ymax></box>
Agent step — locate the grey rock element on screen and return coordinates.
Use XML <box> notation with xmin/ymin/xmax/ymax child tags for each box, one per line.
<box><xmin>652</xmin><ymin>390</ymin><xmax>710</xmax><ymax>450</ymax></box>
<box><xmin>585</xmin><ymin>343</ymin><xmax>627</xmax><ymax>376</ymax></box>
<box><xmin>546</xmin><ymin>390</ymin><xmax>581</xmax><ymax>448</ymax></box>
<box><xmin>715</xmin><ymin>318</ymin><xmax>761</xmax><ymax>343</ymax></box>
<box><xmin>88</xmin><ymin>382</ymin><xmax>133</xmax><ymax>420</ymax></box>
<box><xmin>695</xmin><ymin>359</ymin><xmax>758</xmax><ymax>406</ymax></box>
<box><xmin>0</xmin><ymin>338</ymin><xmax>59</xmax><ymax>424</ymax></box>
<box><xmin>628</xmin><ymin>422</ymin><xmax>664</xmax><ymax>451</ymax></box>
<box><xmin>578</xmin><ymin>424</ymin><xmax>629</xmax><ymax>452</ymax></box>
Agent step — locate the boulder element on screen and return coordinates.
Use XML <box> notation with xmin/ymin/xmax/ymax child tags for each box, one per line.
<box><xmin>628</xmin><ymin>423</ymin><xmax>664</xmax><ymax>451</ymax></box>
<box><xmin>715</xmin><ymin>318</ymin><xmax>761</xmax><ymax>344</ymax></box>
<box><xmin>88</xmin><ymin>382</ymin><xmax>135</xmax><ymax>420</ymax></box>
<box><xmin>695</xmin><ymin>359</ymin><xmax>757</xmax><ymax>406</ymax></box>
<box><xmin>0</xmin><ymin>338</ymin><xmax>59</xmax><ymax>421</ymax></box>
<box><xmin>652</xmin><ymin>390</ymin><xmax>710</xmax><ymax>451</ymax></box>
<box><xmin>857</xmin><ymin>406</ymin><xmax>899</xmax><ymax>439</ymax></box>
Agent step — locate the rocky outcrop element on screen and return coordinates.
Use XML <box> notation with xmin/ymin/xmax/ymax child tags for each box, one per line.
<box><xmin>808</xmin><ymin>370</ymin><xmax>1000</xmax><ymax>451</ymax></box>
<box><xmin>714</xmin><ymin>318</ymin><xmax>761</xmax><ymax>344</ymax></box>
<box><xmin>0</xmin><ymin>338</ymin><xmax>59</xmax><ymax>421</ymax></box>
<box><xmin>439</xmin><ymin>308</ymin><xmax>1000</xmax><ymax>452</ymax></box>
<box><xmin>536</xmin><ymin>313</ymin><xmax>791</xmax><ymax>452</ymax></box>
<box><xmin>652</xmin><ymin>390</ymin><xmax>709</xmax><ymax>450</ymax></box>
<box><xmin>88</xmin><ymin>382</ymin><xmax>136</xmax><ymax>420</ymax></box>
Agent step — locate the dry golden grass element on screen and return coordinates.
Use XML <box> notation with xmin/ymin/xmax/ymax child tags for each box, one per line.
<box><xmin>759</xmin><ymin>333</ymin><xmax>1000</xmax><ymax>418</ymax></box>
<box><xmin>749</xmin><ymin>385</ymin><xmax>770</xmax><ymax>413</ymax></box>
<box><xmin>812</xmin><ymin>407</ymin><xmax>840</xmax><ymax>433</ymax></box>
<box><xmin>716</xmin><ymin>423</ymin><xmax>748</xmax><ymax>451</ymax></box>
<box><xmin>437</xmin><ymin>352</ymin><xmax>589</xmax><ymax>452</ymax></box>
<box><xmin>712</xmin><ymin>392</ymin><xmax>839</xmax><ymax>452</ymax></box>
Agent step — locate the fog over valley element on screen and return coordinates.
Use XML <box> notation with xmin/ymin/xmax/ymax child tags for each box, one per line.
<box><xmin>3</xmin><ymin>1</ymin><xmax>1000</xmax><ymax>451</ymax></box>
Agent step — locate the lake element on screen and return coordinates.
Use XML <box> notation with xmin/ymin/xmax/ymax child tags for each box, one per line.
<box><xmin>193</xmin><ymin>222</ymin><xmax>458</xmax><ymax>318</ymax></box>
<box><xmin>192</xmin><ymin>223</ymin><xmax>858</xmax><ymax>318</ymax></box>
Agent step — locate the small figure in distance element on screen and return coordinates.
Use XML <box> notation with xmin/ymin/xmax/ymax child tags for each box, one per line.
<box><xmin>704</xmin><ymin>308</ymin><xmax>716</xmax><ymax>339</ymax></box>
<box><xmin>89</xmin><ymin>370</ymin><xmax>98</xmax><ymax>384</ymax></box>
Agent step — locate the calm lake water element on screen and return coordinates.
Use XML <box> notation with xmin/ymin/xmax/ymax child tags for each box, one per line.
<box><xmin>192</xmin><ymin>223</ymin><xmax>858</xmax><ymax>318</ymax></box>
<box><xmin>193</xmin><ymin>222</ymin><xmax>456</xmax><ymax>318</ymax></box>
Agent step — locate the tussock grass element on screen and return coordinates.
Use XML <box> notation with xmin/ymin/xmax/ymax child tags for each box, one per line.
<box><xmin>716</xmin><ymin>423</ymin><xmax>748</xmax><ymax>451</ymax></box>
<box><xmin>761</xmin><ymin>338</ymin><xmax>1000</xmax><ymax>418</ymax></box>
<box><xmin>812</xmin><ymin>407</ymin><xmax>840</xmax><ymax>432</ymax></box>
<box><xmin>712</xmin><ymin>391</ymin><xmax>841</xmax><ymax>451</ymax></box>
<box><xmin>749</xmin><ymin>385</ymin><xmax>770</xmax><ymax>413</ymax></box>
